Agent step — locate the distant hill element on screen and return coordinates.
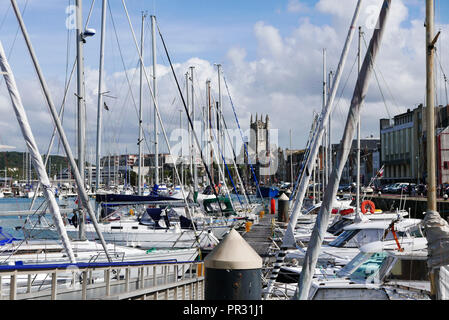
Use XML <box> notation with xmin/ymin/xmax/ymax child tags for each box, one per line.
<box><xmin>0</xmin><ymin>151</ymin><xmax>70</xmax><ymax>180</ymax></box>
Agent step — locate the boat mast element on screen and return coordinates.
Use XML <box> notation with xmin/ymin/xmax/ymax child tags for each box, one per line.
<box><xmin>95</xmin><ymin>0</ymin><xmax>107</xmax><ymax>193</ymax></box>
<box><xmin>185</xmin><ymin>72</ymin><xmax>190</xmax><ymax>184</ymax></box>
<box><xmin>76</xmin><ymin>0</ymin><xmax>87</xmax><ymax>241</ymax></box>
<box><xmin>207</xmin><ymin>79</ymin><xmax>214</xmax><ymax>185</ymax></box>
<box><xmin>426</xmin><ymin>0</ymin><xmax>437</xmax><ymax>212</ymax></box>
<box><xmin>425</xmin><ymin>0</ymin><xmax>439</xmax><ymax>298</ymax></box>
<box><xmin>356</xmin><ymin>26</ymin><xmax>362</xmax><ymax>216</ymax></box>
<box><xmin>190</xmin><ymin>66</ymin><xmax>198</xmax><ymax>192</ymax></box>
<box><xmin>150</xmin><ymin>15</ymin><xmax>159</xmax><ymax>186</ymax></box>
<box><xmin>322</xmin><ymin>48</ymin><xmax>327</xmax><ymax>194</ymax></box>
<box><xmin>138</xmin><ymin>12</ymin><xmax>146</xmax><ymax>195</ymax></box>
<box><xmin>216</xmin><ymin>63</ymin><xmax>224</xmax><ymax>175</ymax></box>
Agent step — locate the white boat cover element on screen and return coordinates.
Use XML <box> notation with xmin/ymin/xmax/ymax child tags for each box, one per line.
<box><xmin>424</xmin><ymin>211</ymin><xmax>449</xmax><ymax>269</ymax></box>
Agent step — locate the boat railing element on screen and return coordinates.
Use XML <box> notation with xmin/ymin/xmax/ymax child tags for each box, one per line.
<box><xmin>0</xmin><ymin>259</ymin><xmax>204</xmax><ymax>300</ymax></box>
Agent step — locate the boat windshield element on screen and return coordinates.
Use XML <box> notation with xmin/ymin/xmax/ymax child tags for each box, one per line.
<box><xmin>349</xmin><ymin>252</ymin><xmax>391</xmax><ymax>283</ymax></box>
<box><xmin>328</xmin><ymin>230</ymin><xmax>360</xmax><ymax>248</ymax></box>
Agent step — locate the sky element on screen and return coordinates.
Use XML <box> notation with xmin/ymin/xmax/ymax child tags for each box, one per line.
<box><xmin>0</xmin><ymin>0</ymin><xmax>449</xmax><ymax>164</ymax></box>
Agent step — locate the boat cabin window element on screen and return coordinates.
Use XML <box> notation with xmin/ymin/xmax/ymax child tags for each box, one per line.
<box><xmin>329</xmin><ymin>230</ymin><xmax>360</xmax><ymax>248</ymax></box>
<box><xmin>330</xmin><ymin>228</ymin><xmax>388</xmax><ymax>248</ymax></box>
<box><xmin>327</xmin><ymin>219</ymin><xmax>353</xmax><ymax>236</ymax></box>
<box><xmin>386</xmin><ymin>259</ymin><xmax>429</xmax><ymax>281</ymax></box>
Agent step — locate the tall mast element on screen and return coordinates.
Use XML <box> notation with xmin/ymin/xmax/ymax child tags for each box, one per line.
<box><xmin>185</xmin><ymin>72</ymin><xmax>191</xmax><ymax>184</ymax></box>
<box><xmin>322</xmin><ymin>48</ymin><xmax>327</xmax><ymax>194</ymax></box>
<box><xmin>207</xmin><ymin>79</ymin><xmax>214</xmax><ymax>185</ymax></box>
<box><xmin>190</xmin><ymin>66</ymin><xmax>198</xmax><ymax>192</ymax></box>
<box><xmin>76</xmin><ymin>0</ymin><xmax>86</xmax><ymax>240</ymax></box>
<box><xmin>179</xmin><ymin>109</ymin><xmax>183</xmax><ymax>185</ymax></box>
<box><xmin>290</xmin><ymin>129</ymin><xmax>293</xmax><ymax>184</ymax></box>
<box><xmin>138</xmin><ymin>12</ymin><xmax>146</xmax><ymax>195</ymax></box>
<box><xmin>216</xmin><ymin>63</ymin><xmax>224</xmax><ymax>175</ymax></box>
<box><xmin>151</xmin><ymin>15</ymin><xmax>159</xmax><ymax>186</ymax></box>
<box><xmin>426</xmin><ymin>0</ymin><xmax>437</xmax><ymax>212</ymax></box>
<box><xmin>356</xmin><ymin>26</ymin><xmax>363</xmax><ymax>216</ymax></box>
<box><xmin>95</xmin><ymin>0</ymin><xmax>107</xmax><ymax>194</ymax></box>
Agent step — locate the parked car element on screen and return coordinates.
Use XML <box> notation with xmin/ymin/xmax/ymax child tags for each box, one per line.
<box><xmin>338</xmin><ymin>184</ymin><xmax>353</xmax><ymax>193</ymax></box>
<box><xmin>390</xmin><ymin>183</ymin><xmax>410</xmax><ymax>194</ymax></box>
<box><xmin>381</xmin><ymin>184</ymin><xmax>395</xmax><ymax>194</ymax></box>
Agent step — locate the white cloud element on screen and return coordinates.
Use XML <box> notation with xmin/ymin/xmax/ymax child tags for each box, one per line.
<box><xmin>1</xmin><ymin>0</ymin><xmax>448</xmax><ymax>161</ymax></box>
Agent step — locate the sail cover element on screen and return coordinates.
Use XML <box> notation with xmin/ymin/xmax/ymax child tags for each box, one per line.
<box><xmin>424</xmin><ymin>211</ymin><xmax>449</xmax><ymax>269</ymax></box>
<box><xmin>0</xmin><ymin>41</ymin><xmax>76</xmax><ymax>263</ymax></box>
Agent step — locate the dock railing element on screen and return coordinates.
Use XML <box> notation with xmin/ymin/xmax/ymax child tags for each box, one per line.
<box><xmin>0</xmin><ymin>259</ymin><xmax>204</xmax><ymax>300</ymax></box>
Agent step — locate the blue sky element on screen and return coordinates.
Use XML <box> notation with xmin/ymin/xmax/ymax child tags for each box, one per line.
<box><xmin>1</xmin><ymin>0</ymin><xmax>449</xmax><ymax>157</ymax></box>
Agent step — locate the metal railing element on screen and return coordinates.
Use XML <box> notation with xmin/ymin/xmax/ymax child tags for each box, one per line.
<box><xmin>0</xmin><ymin>260</ymin><xmax>204</xmax><ymax>300</ymax></box>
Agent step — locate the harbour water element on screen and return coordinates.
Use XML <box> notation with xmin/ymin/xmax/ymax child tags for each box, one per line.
<box><xmin>0</xmin><ymin>197</ymin><xmax>87</xmax><ymax>239</ymax></box>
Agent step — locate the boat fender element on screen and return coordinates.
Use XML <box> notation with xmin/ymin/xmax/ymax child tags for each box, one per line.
<box><xmin>361</xmin><ymin>200</ymin><xmax>375</xmax><ymax>214</ymax></box>
<box><xmin>71</xmin><ymin>214</ymin><xmax>78</xmax><ymax>228</ymax></box>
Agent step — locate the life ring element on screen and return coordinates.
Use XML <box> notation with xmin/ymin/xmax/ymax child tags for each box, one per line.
<box><xmin>361</xmin><ymin>200</ymin><xmax>375</xmax><ymax>214</ymax></box>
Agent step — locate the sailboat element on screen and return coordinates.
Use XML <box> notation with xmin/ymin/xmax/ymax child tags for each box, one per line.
<box><xmin>0</xmin><ymin>0</ymin><xmax>200</xmax><ymax>295</ymax></box>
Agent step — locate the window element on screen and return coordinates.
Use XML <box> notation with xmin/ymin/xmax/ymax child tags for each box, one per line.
<box><xmin>444</xmin><ymin>161</ymin><xmax>449</xmax><ymax>170</ymax></box>
<box><xmin>329</xmin><ymin>230</ymin><xmax>360</xmax><ymax>248</ymax></box>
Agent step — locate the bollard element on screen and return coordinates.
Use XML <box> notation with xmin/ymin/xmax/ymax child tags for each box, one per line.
<box><xmin>245</xmin><ymin>221</ymin><xmax>253</xmax><ymax>232</ymax></box>
<box><xmin>204</xmin><ymin>229</ymin><xmax>262</xmax><ymax>300</ymax></box>
<box><xmin>270</xmin><ymin>198</ymin><xmax>276</xmax><ymax>215</ymax></box>
<box><xmin>277</xmin><ymin>193</ymin><xmax>290</xmax><ymax>223</ymax></box>
<box><xmin>259</xmin><ymin>210</ymin><xmax>265</xmax><ymax>219</ymax></box>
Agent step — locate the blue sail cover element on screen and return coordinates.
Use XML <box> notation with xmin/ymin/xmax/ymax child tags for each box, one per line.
<box><xmin>140</xmin><ymin>208</ymin><xmax>170</xmax><ymax>229</ymax></box>
<box><xmin>96</xmin><ymin>193</ymin><xmax>178</xmax><ymax>203</ymax></box>
<box><xmin>179</xmin><ymin>215</ymin><xmax>197</xmax><ymax>230</ymax></box>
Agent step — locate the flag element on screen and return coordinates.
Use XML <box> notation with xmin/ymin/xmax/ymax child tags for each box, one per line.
<box><xmin>377</xmin><ymin>166</ymin><xmax>384</xmax><ymax>178</ymax></box>
<box><xmin>104</xmin><ymin>102</ymin><xmax>109</xmax><ymax>111</ymax></box>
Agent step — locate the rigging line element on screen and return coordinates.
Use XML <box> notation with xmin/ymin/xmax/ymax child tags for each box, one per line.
<box><xmin>108</xmin><ymin>2</ymin><xmax>151</xmax><ymax>155</ymax></box>
<box><xmin>108</xmin><ymin>12</ymin><xmax>163</xmax><ymax>159</ymax></box>
<box><xmin>0</xmin><ymin>3</ymin><xmax>11</xmax><ymax>33</ymax></box>
<box><xmin>155</xmin><ymin>18</ymin><xmax>226</xmax><ymax>217</ymax></box>
<box><xmin>84</xmin><ymin>0</ymin><xmax>96</xmax><ymax>30</ymax></box>
<box><xmin>333</xmin><ymin>52</ymin><xmax>359</xmax><ymax>126</ymax></box>
<box><xmin>0</xmin><ymin>199</ymin><xmax>48</xmax><ymax>262</ymax></box>
<box><xmin>435</xmin><ymin>50</ymin><xmax>449</xmax><ymax>105</ymax></box>
<box><xmin>221</xmin><ymin>70</ymin><xmax>263</xmax><ymax>199</ymax></box>
<box><xmin>361</xmin><ymin>33</ymin><xmax>397</xmax><ymax>117</ymax></box>
<box><xmin>0</xmin><ymin>0</ymin><xmax>28</xmax><ymax>89</ymax></box>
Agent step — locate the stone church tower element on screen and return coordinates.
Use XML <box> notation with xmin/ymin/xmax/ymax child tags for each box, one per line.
<box><xmin>249</xmin><ymin>114</ymin><xmax>270</xmax><ymax>184</ymax></box>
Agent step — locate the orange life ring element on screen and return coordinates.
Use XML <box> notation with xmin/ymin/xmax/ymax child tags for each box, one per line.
<box><xmin>361</xmin><ymin>200</ymin><xmax>375</xmax><ymax>214</ymax></box>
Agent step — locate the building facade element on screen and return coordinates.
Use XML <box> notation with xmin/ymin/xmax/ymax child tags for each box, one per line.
<box><xmin>380</xmin><ymin>104</ymin><xmax>449</xmax><ymax>184</ymax></box>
